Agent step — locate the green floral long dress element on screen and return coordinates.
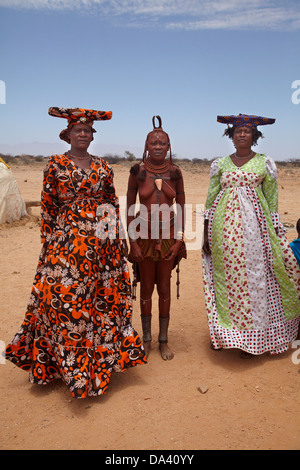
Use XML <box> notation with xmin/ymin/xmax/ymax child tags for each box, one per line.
<box><xmin>202</xmin><ymin>154</ymin><xmax>300</xmax><ymax>354</ymax></box>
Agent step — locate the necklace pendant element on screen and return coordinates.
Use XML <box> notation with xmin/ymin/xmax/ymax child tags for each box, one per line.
<box><xmin>155</xmin><ymin>179</ymin><xmax>163</xmax><ymax>191</ymax></box>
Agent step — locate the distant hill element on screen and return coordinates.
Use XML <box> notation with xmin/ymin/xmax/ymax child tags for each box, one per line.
<box><xmin>0</xmin><ymin>142</ymin><xmax>143</xmax><ymax>159</ymax></box>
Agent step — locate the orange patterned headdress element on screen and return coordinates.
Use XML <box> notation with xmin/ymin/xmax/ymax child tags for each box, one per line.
<box><xmin>48</xmin><ymin>107</ymin><xmax>112</xmax><ymax>142</ymax></box>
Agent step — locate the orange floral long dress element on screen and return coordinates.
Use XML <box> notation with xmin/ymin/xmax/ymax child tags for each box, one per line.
<box><xmin>5</xmin><ymin>154</ymin><xmax>146</xmax><ymax>398</ymax></box>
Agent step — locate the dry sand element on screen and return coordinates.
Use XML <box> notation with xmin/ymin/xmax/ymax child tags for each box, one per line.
<box><xmin>0</xmin><ymin>160</ymin><xmax>299</xmax><ymax>451</ymax></box>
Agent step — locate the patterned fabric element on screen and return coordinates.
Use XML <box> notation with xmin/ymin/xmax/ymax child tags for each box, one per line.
<box><xmin>5</xmin><ymin>154</ymin><xmax>146</xmax><ymax>398</ymax></box>
<box><xmin>202</xmin><ymin>154</ymin><xmax>300</xmax><ymax>355</ymax></box>
<box><xmin>48</xmin><ymin>107</ymin><xmax>112</xmax><ymax>126</ymax></box>
<box><xmin>217</xmin><ymin>114</ymin><xmax>275</xmax><ymax>128</ymax></box>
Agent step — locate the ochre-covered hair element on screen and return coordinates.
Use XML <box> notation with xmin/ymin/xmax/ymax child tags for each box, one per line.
<box><xmin>143</xmin><ymin>115</ymin><xmax>173</xmax><ymax>164</ymax></box>
<box><xmin>130</xmin><ymin>116</ymin><xmax>181</xmax><ymax>182</ymax></box>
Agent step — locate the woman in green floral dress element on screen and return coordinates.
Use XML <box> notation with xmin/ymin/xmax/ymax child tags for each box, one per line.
<box><xmin>202</xmin><ymin>114</ymin><xmax>300</xmax><ymax>357</ymax></box>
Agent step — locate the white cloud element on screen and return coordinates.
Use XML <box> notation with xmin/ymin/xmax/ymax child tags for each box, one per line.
<box><xmin>0</xmin><ymin>0</ymin><xmax>299</xmax><ymax>31</ymax></box>
<box><xmin>167</xmin><ymin>5</ymin><xmax>300</xmax><ymax>31</ymax></box>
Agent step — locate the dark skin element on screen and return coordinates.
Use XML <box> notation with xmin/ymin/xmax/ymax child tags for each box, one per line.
<box><xmin>65</xmin><ymin>124</ymin><xmax>94</xmax><ymax>169</ymax></box>
<box><xmin>127</xmin><ymin>130</ymin><xmax>185</xmax><ymax>360</ymax></box>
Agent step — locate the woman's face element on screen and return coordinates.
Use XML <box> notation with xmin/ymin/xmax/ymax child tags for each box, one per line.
<box><xmin>233</xmin><ymin>126</ymin><xmax>253</xmax><ymax>149</ymax></box>
<box><xmin>147</xmin><ymin>131</ymin><xmax>170</xmax><ymax>163</ymax></box>
<box><xmin>69</xmin><ymin>124</ymin><xmax>93</xmax><ymax>150</ymax></box>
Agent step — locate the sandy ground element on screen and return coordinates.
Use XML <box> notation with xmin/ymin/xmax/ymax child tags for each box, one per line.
<box><xmin>0</xmin><ymin>160</ymin><xmax>300</xmax><ymax>451</ymax></box>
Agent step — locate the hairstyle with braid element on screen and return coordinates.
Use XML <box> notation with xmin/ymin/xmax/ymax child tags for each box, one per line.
<box><xmin>130</xmin><ymin>116</ymin><xmax>181</xmax><ymax>182</ymax></box>
<box><xmin>142</xmin><ymin>115</ymin><xmax>173</xmax><ymax>163</ymax></box>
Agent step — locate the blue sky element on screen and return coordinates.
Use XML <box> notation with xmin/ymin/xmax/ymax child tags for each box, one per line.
<box><xmin>0</xmin><ymin>0</ymin><xmax>300</xmax><ymax>160</ymax></box>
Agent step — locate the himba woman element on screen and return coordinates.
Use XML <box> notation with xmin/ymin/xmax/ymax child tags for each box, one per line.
<box><xmin>202</xmin><ymin>113</ymin><xmax>300</xmax><ymax>358</ymax></box>
<box><xmin>126</xmin><ymin>116</ymin><xmax>186</xmax><ymax>360</ymax></box>
<box><xmin>5</xmin><ymin>107</ymin><xmax>146</xmax><ymax>398</ymax></box>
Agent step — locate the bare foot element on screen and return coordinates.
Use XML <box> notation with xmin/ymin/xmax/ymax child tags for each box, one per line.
<box><xmin>159</xmin><ymin>343</ymin><xmax>174</xmax><ymax>361</ymax></box>
<box><xmin>143</xmin><ymin>341</ymin><xmax>151</xmax><ymax>358</ymax></box>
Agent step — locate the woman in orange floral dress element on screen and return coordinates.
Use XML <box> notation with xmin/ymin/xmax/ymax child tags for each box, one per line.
<box><xmin>5</xmin><ymin>107</ymin><xmax>146</xmax><ymax>398</ymax></box>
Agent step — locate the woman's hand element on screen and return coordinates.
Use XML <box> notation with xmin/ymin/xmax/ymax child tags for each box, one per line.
<box><xmin>202</xmin><ymin>220</ymin><xmax>211</xmax><ymax>255</ymax></box>
<box><xmin>202</xmin><ymin>239</ymin><xmax>211</xmax><ymax>255</ymax></box>
<box><xmin>129</xmin><ymin>241</ymin><xmax>145</xmax><ymax>263</ymax></box>
<box><xmin>164</xmin><ymin>240</ymin><xmax>182</xmax><ymax>262</ymax></box>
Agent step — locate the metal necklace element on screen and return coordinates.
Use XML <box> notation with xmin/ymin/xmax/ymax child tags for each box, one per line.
<box><xmin>233</xmin><ymin>151</ymin><xmax>253</xmax><ymax>159</ymax></box>
<box><xmin>66</xmin><ymin>151</ymin><xmax>91</xmax><ymax>161</ymax></box>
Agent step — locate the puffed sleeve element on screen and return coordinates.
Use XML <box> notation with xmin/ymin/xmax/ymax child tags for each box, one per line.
<box><xmin>262</xmin><ymin>156</ymin><xmax>285</xmax><ymax>234</ymax></box>
<box><xmin>40</xmin><ymin>157</ymin><xmax>60</xmax><ymax>244</ymax></box>
<box><xmin>204</xmin><ymin>158</ymin><xmax>222</xmax><ymax>220</ymax></box>
<box><xmin>262</xmin><ymin>156</ymin><xmax>278</xmax><ymax>213</ymax></box>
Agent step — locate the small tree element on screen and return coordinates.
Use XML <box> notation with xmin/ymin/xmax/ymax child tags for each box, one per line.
<box><xmin>124</xmin><ymin>150</ymin><xmax>136</xmax><ymax>161</ymax></box>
